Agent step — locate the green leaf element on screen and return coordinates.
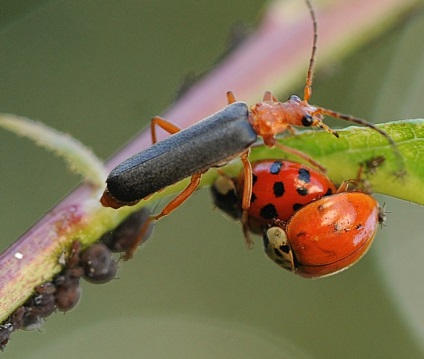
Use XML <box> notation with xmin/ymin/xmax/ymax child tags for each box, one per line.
<box><xmin>213</xmin><ymin>119</ymin><xmax>424</xmax><ymax>205</ymax></box>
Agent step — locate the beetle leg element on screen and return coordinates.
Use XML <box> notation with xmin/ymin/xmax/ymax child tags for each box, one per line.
<box><xmin>226</xmin><ymin>91</ymin><xmax>237</xmax><ymax>104</ymax></box>
<box><xmin>150</xmin><ymin>116</ymin><xmax>182</xmax><ymax>144</ymax></box>
<box><xmin>239</xmin><ymin>150</ymin><xmax>255</xmax><ymax>248</ymax></box>
<box><xmin>123</xmin><ymin>172</ymin><xmax>203</xmax><ymax>260</ymax></box>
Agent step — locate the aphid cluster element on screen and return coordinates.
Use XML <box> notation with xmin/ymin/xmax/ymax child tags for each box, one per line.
<box><xmin>211</xmin><ymin>159</ymin><xmax>384</xmax><ymax>278</ymax></box>
<box><xmin>0</xmin><ymin>208</ymin><xmax>152</xmax><ymax>351</ymax></box>
<box><xmin>54</xmin><ymin>241</ymin><xmax>119</xmax><ymax>311</ymax></box>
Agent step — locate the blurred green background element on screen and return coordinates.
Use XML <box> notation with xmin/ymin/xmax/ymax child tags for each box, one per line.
<box><xmin>1</xmin><ymin>0</ymin><xmax>424</xmax><ymax>357</ymax></box>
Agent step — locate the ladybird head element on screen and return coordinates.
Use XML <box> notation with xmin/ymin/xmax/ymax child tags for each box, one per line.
<box><xmin>263</xmin><ymin>226</ymin><xmax>295</xmax><ymax>272</ymax></box>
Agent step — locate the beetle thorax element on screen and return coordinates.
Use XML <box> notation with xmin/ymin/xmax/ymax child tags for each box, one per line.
<box><xmin>250</xmin><ymin>101</ymin><xmax>314</xmax><ymax>137</ymax></box>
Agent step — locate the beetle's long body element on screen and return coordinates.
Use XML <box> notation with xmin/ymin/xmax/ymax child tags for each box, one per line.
<box><xmin>103</xmin><ymin>102</ymin><xmax>256</xmax><ymax>207</ymax></box>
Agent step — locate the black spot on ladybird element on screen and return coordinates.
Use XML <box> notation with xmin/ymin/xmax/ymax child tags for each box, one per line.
<box><xmin>252</xmin><ymin>174</ymin><xmax>258</xmax><ymax>185</ymax></box>
<box><xmin>251</xmin><ymin>192</ymin><xmax>257</xmax><ymax>203</ymax></box>
<box><xmin>273</xmin><ymin>181</ymin><xmax>285</xmax><ymax>197</ymax></box>
<box><xmin>279</xmin><ymin>244</ymin><xmax>291</xmax><ymax>254</ymax></box>
<box><xmin>270</xmin><ymin>161</ymin><xmax>283</xmax><ymax>175</ymax></box>
<box><xmin>260</xmin><ymin>204</ymin><xmax>278</xmax><ymax>219</ymax></box>
<box><xmin>296</xmin><ymin>186</ymin><xmax>308</xmax><ymax>196</ymax></box>
<box><xmin>297</xmin><ymin>168</ymin><xmax>311</xmax><ymax>183</ymax></box>
<box><xmin>293</xmin><ymin>203</ymin><xmax>303</xmax><ymax>212</ymax></box>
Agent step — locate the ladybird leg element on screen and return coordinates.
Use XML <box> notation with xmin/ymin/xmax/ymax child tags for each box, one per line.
<box><xmin>226</xmin><ymin>91</ymin><xmax>237</xmax><ymax>104</ymax></box>
<box><xmin>336</xmin><ymin>179</ymin><xmax>363</xmax><ymax>193</ymax></box>
<box><xmin>335</xmin><ymin>158</ymin><xmax>379</xmax><ymax>195</ymax></box>
<box><xmin>339</xmin><ymin>156</ymin><xmax>384</xmax><ymax>193</ymax></box>
<box><xmin>272</xmin><ymin>141</ymin><xmax>326</xmax><ymax>173</ymax></box>
<box><xmin>150</xmin><ymin>116</ymin><xmax>182</xmax><ymax>144</ymax></box>
<box><xmin>239</xmin><ymin>151</ymin><xmax>255</xmax><ymax>248</ymax></box>
<box><xmin>336</xmin><ymin>181</ymin><xmax>351</xmax><ymax>193</ymax></box>
<box><xmin>123</xmin><ymin>173</ymin><xmax>203</xmax><ymax>260</ymax></box>
<box><xmin>354</xmin><ymin>161</ymin><xmax>376</xmax><ymax>194</ymax></box>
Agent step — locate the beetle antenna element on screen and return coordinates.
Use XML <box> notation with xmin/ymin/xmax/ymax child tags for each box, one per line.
<box><xmin>304</xmin><ymin>0</ymin><xmax>318</xmax><ymax>102</ymax></box>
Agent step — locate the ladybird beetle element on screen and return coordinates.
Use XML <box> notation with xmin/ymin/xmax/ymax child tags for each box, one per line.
<box><xmin>240</xmin><ymin>160</ymin><xmax>337</xmax><ymax>233</ymax></box>
<box><xmin>212</xmin><ymin>160</ymin><xmax>337</xmax><ymax>240</ymax></box>
<box><xmin>263</xmin><ymin>191</ymin><xmax>381</xmax><ymax>278</ymax></box>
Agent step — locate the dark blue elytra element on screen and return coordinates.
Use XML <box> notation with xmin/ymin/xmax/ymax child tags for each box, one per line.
<box><xmin>105</xmin><ymin>102</ymin><xmax>257</xmax><ymax>203</ymax></box>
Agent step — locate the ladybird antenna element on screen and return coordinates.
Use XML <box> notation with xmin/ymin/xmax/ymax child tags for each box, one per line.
<box><xmin>316</xmin><ymin>107</ymin><xmax>405</xmax><ymax>171</ymax></box>
<box><xmin>304</xmin><ymin>0</ymin><xmax>318</xmax><ymax>102</ymax></box>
